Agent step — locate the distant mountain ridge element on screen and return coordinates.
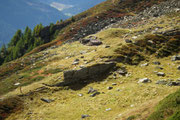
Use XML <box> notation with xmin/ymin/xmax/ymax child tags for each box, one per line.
<box><xmin>0</xmin><ymin>0</ymin><xmax>106</xmax><ymax>47</ymax></box>
<box><xmin>0</xmin><ymin>0</ymin><xmax>67</xmax><ymax>47</ymax></box>
<box><xmin>37</xmin><ymin>0</ymin><xmax>106</xmax><ymax>16</ymax></box>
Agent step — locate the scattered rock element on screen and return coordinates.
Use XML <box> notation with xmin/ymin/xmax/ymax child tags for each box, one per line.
<box><xmin>112</xmin><ymin>83</ymin><xmax>117</xmax><ymax>86</ymax></box>
<box><xmin>117</xmin><ymin>89</ymin><xmax>122</xmax><ymax>92</ymax></box>
<box><xmin>130</xmin><ymin>104</ymin><xmax>134</xmax><ymax>107</ymax></box>
<box><xmin>156</xmin><ymin>80</ymin><xmax>168</xmax><ymax>85</ymax></box>
<box><xmin>157</xmin><ymin>72</ymin><xmax>165</xmax><ymax>77</ymax></box>
<box><xmin>138</xmin><ymin>78</ymin><xmax>151</xmax><ymax>83</ymax></box>
<box><xmin>107</xmin><ymin>86</ymin><xmax>113</xmax><ymax>90</ymax></box>
<box><xmin>177</xmin><ymin>78</ymin><xmax>180</xmax><ymax>81</ymax></box>
<box><xmin>155</xmin><ymin>66</ymin><xmax>163</xmax><ymax>70</ymax></box>
<box><xmin>90</xmin><ymin>91</ymin><xmax>100</xmax><ymax>97</ymax></box>
<box><xmin>177</xmin><ymin>65</ymin><xmax>180</xmax><ymax>70</ymax></box>
<box><xmin>167</xmin><ymin>81</ymin><xmax>180</xmax><ymax>86</ymax></box>
<box><xmin>153</xmin><ymin>61</ymin><xmax>161</xmax><ymax>65</ymax></box>
<box><xmin>88</xmin><ymin>40</ymin><xmax>102</xmax><ymax>46</ymax></box>
<box><xmin>40</xmin><ymin>98</ymin><xmax>54</xmax><ymax>103</ymax></box>
<box><xmin>132</xmin><ymin>36</ymin><xmax>137</xmax><ymax>39</ymax></box>
<box><xmin>88</xmin><ymin>87</ymin><xmax>96</xmax><ymax>94</ymax></box>
<box><xmin>105</xmin><ymin>45</ymin><xmax>110</xmax><ymax>48</ymax></box>
<box><xmin>106</xmin><ymin>108</ymin><xmax>112</xmax><ymax>111</ymax></box>
<box><xmin>81</xmin><ymin>114</ymin><xmax>90</xmax><ymax>119</ymax></box>
<box><xmin>171</xmin><ymin>55</ymin><xmax>180</xmax><ymax>61</ymax></box>
<box><xmin>117</xmin><ymin>68</ymin><xmax>127</xmax><ymax>76</ymax></box>
<box><xmin>80</xmin><ymin>65</ymin><xmax>85</xmax><ymax>68</ymax></box>
<box><xmin>14</xmin><ymin>83</ymin><xmax>21</xmax><ymax>86</ymax></box>
<box><xmin>125</xmin><ymin>39</ymin><xmax>132</xmax><ymax>43</ymax></box>
<box><xmin>78</xmin><ymin>94</ymin><xmax>83</xmax><ymax>97</ymax></box>
<box><xmin>140</xmin><ymin>63</ymin><xmax>149</xmax><ymax>67</ymax></box>
<box><xmin>72</xmin><ymin>59</ymin><xmax>79</xmax><ymax>65</ymax></box>
<box><xmin>80</xmin><ymin>36</ymin><xmax>102</xmax><ymax>46</ymax></box>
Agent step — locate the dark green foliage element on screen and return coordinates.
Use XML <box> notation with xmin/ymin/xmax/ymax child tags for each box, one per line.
<box><xmin>43</xmin><ymin>68</ymin><xmax>62</xmax><ymax>74</ymax></box>
<box><xmin>71</xmin><ymin>16</ymin><xmax>76</xmax><ymax>22</ymax></box>
<box><xmin>0</xmin><ymin>22</ymin><xmax>61</xmax><ymax>66</ymax></box>
<box><xmin>126</xmin><ymin>115</ymin><xmax>136</xmax><ymax>120</ymax></box>
<box><xmin>148</xmin><ymin>89</ymin><xmax>180</xmax><ymax>120</ymax></box>
<box><xmin>168</xmin><ymin>111</ymin><xmax>180</xmax><ymax>120</ymax></box>
<box><xmin>33</xmin><ymin>23</ymin><xmax>43</xmax><ymax>37</ymax></box>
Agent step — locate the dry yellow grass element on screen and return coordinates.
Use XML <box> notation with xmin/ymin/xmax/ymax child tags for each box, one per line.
<box><xmin>2</xmin><ymin>12</ymin><xmax>180</xmax><ymax>120</ymax></box>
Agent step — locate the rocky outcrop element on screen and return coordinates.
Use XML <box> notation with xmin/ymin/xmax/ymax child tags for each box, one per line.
<box><xmin>63</xmin><ymin>62</ymin><xmax>116</xmax><ymax>84</ymax></box>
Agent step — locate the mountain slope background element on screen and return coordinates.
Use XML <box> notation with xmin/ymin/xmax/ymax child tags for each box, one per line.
<box><xmin>0</xmin><ymin>0</ymin><xmax>106</xmax><ymax>47</ymax></box>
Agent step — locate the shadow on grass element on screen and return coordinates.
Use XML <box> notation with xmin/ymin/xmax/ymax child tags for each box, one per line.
<box><xmin>0</xmin><ymin>97</ymin><xmax>23</xmax><ymax>120</ymax></box>
<box><xmin>55</xmin><ymin>72</ymin><xmax>112</xmax><ymax>91</ymax></box>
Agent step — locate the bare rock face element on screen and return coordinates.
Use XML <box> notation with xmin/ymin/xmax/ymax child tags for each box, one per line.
<box><xmin>63</xmin><ymin>62</ymin><xmax>116</xmax><ymax>84</ymax></box>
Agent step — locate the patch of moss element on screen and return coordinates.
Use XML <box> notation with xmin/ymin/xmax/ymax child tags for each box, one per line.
<box><xmin>126</xmin><ymin>115</ymin><xmax>136</xmax><ymax>120</ymax></box>
<box><xmin>148</xmin><ymin>89</ymin><xmax>180</xmax><ymax>120</ymax></box>
<box><xmin>43</xmin><ymin>68</ymin><xmax>62</xmax><ymax>74</ymax></box>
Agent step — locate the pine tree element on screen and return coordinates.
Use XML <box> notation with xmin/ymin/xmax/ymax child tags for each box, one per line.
<box><xmin>8</xmin><ymin>30</ymin><xmax>22</xmax><ymax>47</ymax></box>
<box><xmin>33</xmin><ymin>23</ymin><xmax>43</xmax><ymax>37</ymax></box>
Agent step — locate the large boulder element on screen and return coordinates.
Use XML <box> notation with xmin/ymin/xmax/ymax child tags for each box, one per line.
<box><xmin>63</xmin><ymin>62</ymin><xmax>116</xmax><ymax>84</ymax></box>
<box><xmin>80</xmin><ymin>36</ymin><xmax>102</xmax><ymax>46</ymax></box>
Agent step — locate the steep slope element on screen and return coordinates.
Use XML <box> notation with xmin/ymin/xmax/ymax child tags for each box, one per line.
<box><xmin>0</xmin><ymin>0</ymin><xmax>67</xmax><ymax>47</ymax></box>
<box><xmin>0</xmin><ymin>0</ymin><xmax>180</xmax><ymax>120</ymax></box>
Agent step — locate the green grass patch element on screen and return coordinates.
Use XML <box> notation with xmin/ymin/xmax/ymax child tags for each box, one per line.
<box><xmin>148</xmin><ymin>89</ymin><xmax>180</xmax><ymax>120</ymax></box>
<box><xmin>43</xmin><ymin>68</ymin><xmax>62</xmax><ymax>74</ymax></box>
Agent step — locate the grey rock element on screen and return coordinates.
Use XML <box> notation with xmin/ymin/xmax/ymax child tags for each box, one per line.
<box><xmin>90</xmin><ymin>91</ymin><xmax>100</xmax><ymax>97</ymax></box>
<box><xmin>157</xmin><ymin>72</ymin><xmax>165</xmax><ymax>77</ymax></box>
<box><xmin>138</xmin><ymin>78</ymin><xmax>151</xmax><ymax>83</ymax></box>
<box><xmin>88</xmin><ymin>87</ymin><xmax>96</xmax><ymax>94</ymax></box>
<box><xmin>72</xmin><ymin>61</ymin><xmax>79</xmax><ymax>65</ymax></box>
<box><xmin>171</xmin><ymin>55</ymin><xmax>180</xmax><ymax>61</ymax></box>
<box><xmin>156</xmin><ymin>80</ymin><xmax>168</xmax><ymax>85</ymax></box>
<box><xmin>106</xmin><ymin>108</ymin><xmax>112</xmax><ymax>111</ymax></box>
<box><xmin>177</xmin><ymin>65</ymin><xmax>180</xmax><ymax>70</ymax></box>
<box><xmin>80</xmin><ymin>65</ymin><xmax>85</xmax><ymax>68</ymax></box>
<box><xmin>88</xmin><ymin>39</ymin><xmax>102</xmax><ymax>46</ymax></box>
<box><xmin>177</xmin><ymin>78</ymin><xmax>180</xmax><ymax>81</ymax></box>
<box><xmin>80</xmin><ymin>37</ymin><xmax>102</xmax><ymax>46</ymax></box>
<box><xmin>167</xmin><ymin>81</ymin><xmax>180</xmax><ymax>86</ymax></box>
<box><xmin>107</xmin><ymin>86</ymin><xmax>113</xmax><ymax>90</ymax></box>
<box><xmin>40</xmin><ymin>98</ymin><xmax>54</xmax><ymax>103</ymax></box>
<box><xmin>112</xmin><ymin>83</ymin><xmax>117</xmax><ymax>86</ymax></box>
<box><xmin>140</xmin><ymin>63</ymin><xmax>149</xmax><ymax>67</ymax></box>
<box><xmin>155</xmin><ymin>66</ymin><xmax>163</xmax><ymax>70</ymax></box>
<box><xmin>105</xmin><ymin>45</ymin><xmax>110</xmax><ymax>48</ymax></box>
<box><xmin>153</xmin><ymin>61</ymin><xmax>161</xmax><ymax>65</ymax></box>
<box><xmin>81</xmin><ymin>114</ymin><xmax>90</xmax><ymax>119</ymax></box>
<box><xmin>74</xmin><ymin>59</ymin><xmax>80</xmax><ymax>62</ymax></box>
<box><xmin>78</xmin><ymin>94</ymin><xmax>83</xmax><ymax>97</ymax></box>
<box><xmin>117</xmin><ymin>68</ymin><xmax>127</xmax><ymax>76</ymax></box>
<box><xmin>125</xmin><ymin>39</ymin><xmax>132</xmax><ymax>43</ymax></box>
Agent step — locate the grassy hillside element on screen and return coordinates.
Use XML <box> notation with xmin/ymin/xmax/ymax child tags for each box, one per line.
<box><xmin>0</xmin><ymin>0</ymin><xmax>180</xmax><ymax>120</ymax></box>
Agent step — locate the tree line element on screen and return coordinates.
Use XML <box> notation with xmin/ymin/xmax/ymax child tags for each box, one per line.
<box><xmin>0</xmin><ymin>23</ymin><xmax>57</xmax><ymax>65</ymax></box>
